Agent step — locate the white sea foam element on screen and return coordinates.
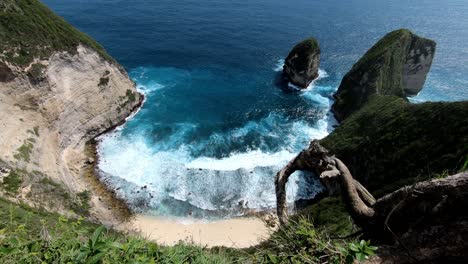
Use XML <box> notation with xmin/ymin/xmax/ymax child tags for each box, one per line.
<box><xmin>273</xmin><ymin>59</ymin><xmax>285</xmax><ymax>72</ymax></box>
<box><xmin>186</xmin><ymin>150</ymin><xmax>294</xmax><ymax>171</ymax></box>
<box><xmin>97</xmin><ymin>112</ymin><xmax>330</xmax><ymax>215</ymax></box>
<box><xmin>97</xmin><ymin>64</ymin><xmax>337</xmax><ymax>217</ymax></box>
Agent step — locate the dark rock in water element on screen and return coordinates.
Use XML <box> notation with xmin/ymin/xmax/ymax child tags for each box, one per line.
<box><xmin>283</xmin><ymin>37</ymin><xmax>320</xmax><ymax>88</ymax></box>
<box><xmin>0</xmin><ymin>62</ymin><xmax>15</xmax><ymax>82</ymax></box>
<box><xmin>332</xmin><ymin>29</ymin><xmax>436</xmax><ymax>122</ymax></box>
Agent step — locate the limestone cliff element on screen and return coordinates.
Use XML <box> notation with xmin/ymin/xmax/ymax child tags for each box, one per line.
<box><xmin>332</xmin><ymin>29</ymin><xmax>436</xmax><ymax>121</ymax></box>
<box><xmin>0</xmin><ymin>0</ymin><xmax>142</xmax><ymax>223</ymax></box>
<box><xmin>283</xmin><ymin>38</ymin><xmax>320</xmax><ymax>88</ymax></box>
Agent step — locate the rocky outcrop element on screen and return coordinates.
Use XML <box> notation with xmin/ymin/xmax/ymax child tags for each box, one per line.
<box><xmin>332</xmin><ymin>29</ymin><xmax>436</xmax><ymax>121</ymax></box>
<box><xmin>283</xmin><ymin>38</ymin><xmax>320</xmax><ymax>88</ymax></box>
<box><xmin>0</xmin><ymin>0</ymin><xmax>142</xmax><ymax>223</ymax></box>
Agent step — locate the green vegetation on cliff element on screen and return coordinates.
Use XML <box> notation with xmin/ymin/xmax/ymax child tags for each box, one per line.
<box><xmin>353</xmin><ymin>29</ymin><xmax>412</xmax><ymax>69</ymax></box>
<box><xmin>322</xmin><ymin>95</ymin><xmax>468</xmax><ymax>191</ymax></box>
<box><xmin>0</xmin><ymin>0</ymin><xmax>113</xmax><ymax>66</ymax></box>
<box><xmin>332</xmin><ymin>29</ymin><xmax>436</xmax><ymax>121</ymax></box>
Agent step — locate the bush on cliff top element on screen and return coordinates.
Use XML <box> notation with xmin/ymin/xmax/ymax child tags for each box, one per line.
<box><xmin>0</xmin><ymin>0</ymin><xmax>113</xmax><ymax>66</ymax></box>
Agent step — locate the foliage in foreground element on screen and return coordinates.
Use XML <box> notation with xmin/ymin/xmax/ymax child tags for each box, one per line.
<box><xmin>0</xmin><ymin>198</ymin><xmax>377</xmax><ymax>263</ymax></box>
<box><xmin>252</xmin><ymin>217</ymin><xmax>376</xmax><ymax>264</ymax></box>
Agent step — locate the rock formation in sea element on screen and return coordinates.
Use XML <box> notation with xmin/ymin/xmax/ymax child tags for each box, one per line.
<box><xmin>332</xmin><ymin>29</ymin><xmax>436</xmax><ymax>121</ymax></box>
<box><xmin>276</xmin><ymin>30</ymin><xmax>468</xmax><ymax>262</ymax></box>
<box><xmin>0</xmin><ymin>0</ymin><xmax>142</xmax><ymax>221</ymax></box>
<box><xmin>283</xmin><ymin>37</ymin><xmax>321</xmax><ymax>88</ymax></box>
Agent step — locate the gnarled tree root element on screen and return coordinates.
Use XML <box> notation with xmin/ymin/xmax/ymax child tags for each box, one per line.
<box><xmin>275</xmin><ymin>140</ymin><xmax>468</xmax><ymax>244</ymax></box>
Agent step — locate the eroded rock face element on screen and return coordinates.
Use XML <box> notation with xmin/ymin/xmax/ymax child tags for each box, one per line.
<box><xmin>283</xmin><ymin>38</ymin><xmax>320</xmax><ymax>88</ymax></box>
<box><xmin>332</xmin><ymin>29</ymin><xmax>436</xmax><ymax>121</ymax></box>
<box><xmin>403</xmin><ymin>37</ymin><xmax>436</xmax><ymax>95</ymax></box>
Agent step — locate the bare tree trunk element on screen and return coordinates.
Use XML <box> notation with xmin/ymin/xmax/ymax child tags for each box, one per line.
<box><xmin>275</xmin><ymin>141</ymin><xmax>468</xmax><ymax>262</ymax></box>
<box><xmin>275</xmin><ymin>141</ymin><xmax>468</xmax><ymax>238</ymax></box>
<box><xmin>274</xmin><ymin>140</ymin><xmax>375</xmax><ymax>225</ymax></box>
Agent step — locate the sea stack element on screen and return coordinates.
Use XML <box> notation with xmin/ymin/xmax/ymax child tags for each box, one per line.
<box><xmin>283</xmin><ymin>38</ymin><xmax>320</xmax><ymax>88</ymax></box>
<box><xmin>332</xmin><ymin>29</ymin><xmax>436</xmax><ymax>122</ymax></box>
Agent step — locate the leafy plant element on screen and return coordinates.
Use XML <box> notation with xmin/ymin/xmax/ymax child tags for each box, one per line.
<box><xmin>343</xmin><ymin>240</ymin><xmax>377</xmax><ymax>263</ymax></box>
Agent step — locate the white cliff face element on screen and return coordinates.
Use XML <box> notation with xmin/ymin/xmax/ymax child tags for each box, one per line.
<box><xmin>403</xmin><ymin>45</ymin><xmax>436</xmax><ymax>96</ymax></box>
<box><xmin>0</xmin><ymin>45</ymin><xmax>141</xmax><ymax>222</ymax></box>
<box><xmin>44</xmin><ymin>45</ymin><xmax>141</xmax><ymax>148</ymax></box>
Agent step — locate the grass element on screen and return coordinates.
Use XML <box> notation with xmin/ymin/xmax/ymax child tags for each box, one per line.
<box><xmin>0</xmin><ymin>0</ymin><xmax>114</xmax><ymax>66</ymax></box>
<box><xmin>13</xmin><ymin>141</ymin><xmax>34</xmax><ymax>162</ymax></box>
<box><xmin>298</xmin><ymin>197</ymin><xmax>355</xmax><ymax>236</ymax></box>
<box><xmin>0</xmin><ymin>197</ymin><xmax>378</xmax><ymax>263</ymax></box>
<box><xmin>0</xmin><ymin>199</ymin><xmax>239</xmax><ymax>263</ymax></box>
<box><xmin>251</xmin><ymin>217</ymin><xmax>376</xmax><ymax>264</ymax></box>
<box><xmin>459</xmin><ymin>155</ymin><xmax>468</xmax><ymax>172</ymax></box>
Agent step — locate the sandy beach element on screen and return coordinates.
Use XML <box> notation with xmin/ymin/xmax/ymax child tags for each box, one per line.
<box><xmin>121</xmin><ymin>215</ymin><xmax>274</xmax><ymax>248</ymax></box>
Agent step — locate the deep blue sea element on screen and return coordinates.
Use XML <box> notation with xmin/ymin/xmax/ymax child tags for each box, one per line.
<box><xmin>44</xmin><ymin>0</ymin><xmax>468</xmax><ymax>218</ymax></box>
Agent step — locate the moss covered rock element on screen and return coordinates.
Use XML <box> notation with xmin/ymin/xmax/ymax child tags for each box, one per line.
<box><xmin>321</xmin><ymin>95</ymin><xmax>468</xmax><ymax>190</ymax></box>
<box><xmin>332</xmin><ymin>29</ymin><xmax>436</xmax><ymax>121</ymax></box>
<box><xmin>283</xmin><ymin>37</ymin><xmax>320</xmax><ymax>88</ymax></box>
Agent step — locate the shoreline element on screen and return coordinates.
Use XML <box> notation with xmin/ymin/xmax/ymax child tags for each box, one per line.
<box><xmin>84</xmin><ymin>92</ymin><xmax>146</xmax><ymax>224</ymax></box>
<box><xmin>119</xmin><ymin>214</ymin><xmax>275</xmax><ymax>248</ymax></box>
<box><xmin>85</xmin><ymin>91</ymin><xmax>276</xmax><ymax>247</ymax></box>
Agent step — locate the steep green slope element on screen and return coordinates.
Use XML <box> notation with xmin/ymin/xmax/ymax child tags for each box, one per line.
<box><xmin>0</xmin><ymin>0</ymin><xmax>113</xmax><ymax>66</ymax></box>
<box><xmin>322</xmin><ymin>95</ymin><xmax>468</xmax><ymax>191</ymax></box>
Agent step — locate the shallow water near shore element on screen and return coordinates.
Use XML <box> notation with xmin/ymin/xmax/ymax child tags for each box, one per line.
<box><xmin>43</xmin><ymin>0</ymin><xmax>468</xmax><ymax>219</ymax></box>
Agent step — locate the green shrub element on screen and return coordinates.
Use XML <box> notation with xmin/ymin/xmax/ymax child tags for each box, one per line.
<box><xmin>126</xmin><ymin>89</ymin><xmax>136</xmax><ymax>103</ymax></box>
<box><xmin>98</xmin><ymin>77</ymin><xmax>109</xmax><ymax>87</ymax></box>
<box><xmin>1</xmin><ymin>170</ymin><xmax>22</xmax><ymax>194</ymax></box>
<box><xmin>27</xmin><ymin>63</ymin><xmax>46</xmax><ymax>83</ymax></box>
<box><xmin>13</xmin><ymin>141</ymin><xmax>33</xmax><ymax>162</ymax></box>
